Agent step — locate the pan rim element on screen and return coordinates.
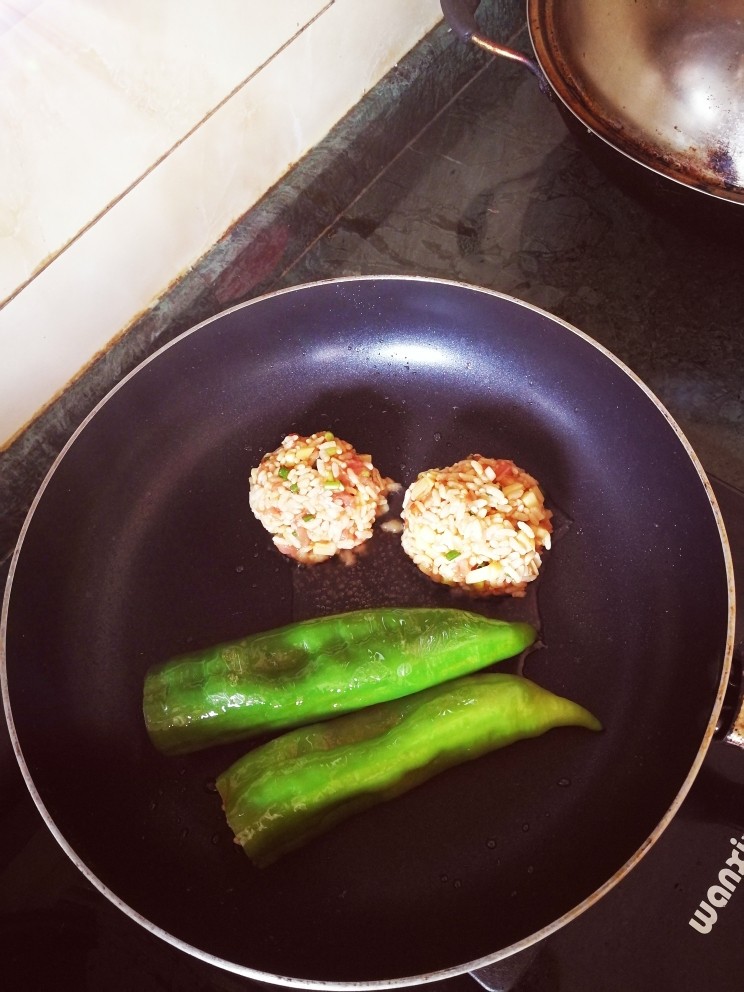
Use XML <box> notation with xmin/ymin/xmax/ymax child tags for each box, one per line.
<box><xmin>1</xmin><ymin>274</ymin><xmax>736</xmax><ymax>989</ymax></box>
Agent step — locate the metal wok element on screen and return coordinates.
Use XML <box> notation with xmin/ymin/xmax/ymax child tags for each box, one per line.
<box><xmin>441</xmin><ymin>1</ymin><xmax>744</xmax><ymax>225</ymax></box>
<box><xmin>1</xmin><ymin>277</ymin><xmax>738</xmax><ymax>987</ymax></box>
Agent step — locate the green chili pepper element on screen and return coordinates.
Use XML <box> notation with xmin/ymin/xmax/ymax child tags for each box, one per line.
<box><xmin>217</xmin><ymin>673</ymin><xmax>601</xmax><ymax>866</ymax></box>
<box><xmin>444</xmin><ymin>549</ymin><xmax>461</xmax><ymax>560</ymax></box>
<box><xmin>143</xmin><ymin>608</ymin><xmax>537</xmax><ymax>756</ymax></box>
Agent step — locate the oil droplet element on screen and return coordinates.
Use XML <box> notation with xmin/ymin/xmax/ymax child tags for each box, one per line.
<box><xmin>558</xmin><ymin>777</ymin><xmax>571</xmax><ymax>787</ymax></box>
<box><xmin>522</xmin><ymin>823</ymin><xmax>530</xmax><ymax>833</ymax></box>
<box><xmin>486</xmin><ymin>838</ymin><xmax>497</xmax><ymax>849</ymax></box>
<box><xmin>235</xmin><ymin>564</ymin><xmax>245</xmax><ymax>573</ymax></box>
<box><xmin>453</xmin><ymin>879</ymin><xmax>462</xmax><ymax>889</ymax></box>
<box><xmin>148</xmin><ymin>799</ymin><xmax>158</xmax><ymax>812</ymax></box>
<box><xmin>527</xmin><ymin>865</ymin><xmax>534</xmax><ymax>874</ymax></box>
<box><xmin>211</xmin><ymin>833</ymin><xmax>221</xmax><ymax>845</ymax></box>
<box><xmin>204</xmin><ymin>779</ymin><xmax>218</xmax><ymax>794</ymax></box>
<box><xmin>433</xmin><ymin>432</ymin><xmax>442</xmax><ymax>442</ymax></box>
<box><xmin>440</xmin><ymin>873</ymin><xmax>449</xmax><ymax>883</ymax></box>
<box><xmin>180</xmin><ymin>828</ymin><xmax>189</xmax><ymax>841</ymax></box>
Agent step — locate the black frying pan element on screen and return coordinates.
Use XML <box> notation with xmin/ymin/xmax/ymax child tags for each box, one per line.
<box><xmin>1</xmin><ymin>277</ymin><xmax>735</xmax><ymax>987</ymax></box>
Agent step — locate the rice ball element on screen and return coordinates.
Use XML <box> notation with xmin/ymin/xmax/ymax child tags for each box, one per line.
<box><xmin>249</xmin><ymin>432</ymin><xmax>396</xmax><ymax>564</ymax></box>
<box><xmin>400</xmin><ymin>456</ymin><xmax>553</xmax><ymax>597</ymax></box>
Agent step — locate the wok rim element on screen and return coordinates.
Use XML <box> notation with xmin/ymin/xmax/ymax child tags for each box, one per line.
<box><xmin>527</xmin><ymin>0</ymin><xmax>744</xmax><ymax>207</ymax></box>
<box><xmin>1</xmin><ymin>275</ymin><xmax>736</xmax><ymax>989</ymax></box>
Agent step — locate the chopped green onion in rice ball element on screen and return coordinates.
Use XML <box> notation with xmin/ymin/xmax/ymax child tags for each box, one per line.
<box><xmin>400</xmin><ymin>456</ymin><xmax>553</xmax><ymax>597</ymax></box>
<box><xmin>249</xmin><ymin>432</ymin><xmax>397</xmax><ymax>564</ymax></box>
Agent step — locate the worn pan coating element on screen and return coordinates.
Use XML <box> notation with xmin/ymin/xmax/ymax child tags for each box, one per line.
<box><xmin>1</xmin><ymin>277</ymin><xmax>735</xmax><ymax>987</ymax></box>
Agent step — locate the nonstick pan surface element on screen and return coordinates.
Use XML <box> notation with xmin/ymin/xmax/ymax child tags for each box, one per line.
<box><xmin>1</xmin><ymin>277</ymin><xmax>734</xmax><ymax>986</ymax></box>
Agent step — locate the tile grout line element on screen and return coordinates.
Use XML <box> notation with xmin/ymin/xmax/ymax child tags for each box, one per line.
<box><xmin>0</xmin><ymin>1</ymin><xmax>336</xmax><ymax>313</ymax></box>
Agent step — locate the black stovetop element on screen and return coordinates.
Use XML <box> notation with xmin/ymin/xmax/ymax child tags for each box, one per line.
<box><xmin>3</xmin><ymin>23</ymin><xmax>744</xmax><ymax>992</ymax></box>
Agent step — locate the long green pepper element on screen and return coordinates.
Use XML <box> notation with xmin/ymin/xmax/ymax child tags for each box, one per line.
<box><xmin>143</xmin><ymin>608</ymin><xmax>536</xmax><ymax>755</ymax></box>
<box><xmin>217</xmin><ymin>673</ymin><xmax>602</xmax><ymax>866</ymax></box>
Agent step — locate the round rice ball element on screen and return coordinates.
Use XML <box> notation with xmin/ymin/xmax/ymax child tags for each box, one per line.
<box><xmin>400</xmin><ymin>456</ymin><xmax>553</xmax><ymax>597</ymax></box>
<box><xmin>249</xmin><ymin>432</ymin><xmax>396</xmax><ymax>564</ymax></box>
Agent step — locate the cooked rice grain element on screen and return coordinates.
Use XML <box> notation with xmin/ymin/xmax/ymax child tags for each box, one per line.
<box><xmin>249</xmin><ymin>432</ymin><xmax>396</xmax><ymax>564</ymax></box>
<box><xmin>400</xmin><ymin>456</ymin><xmax>552</xmax><ymax>597</ymax></box>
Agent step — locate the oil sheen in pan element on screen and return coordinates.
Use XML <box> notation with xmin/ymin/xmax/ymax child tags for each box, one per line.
<box><xmin>285</xmin><ymin>475</ymin><xmax>572</xmax><ymax>672</ymax></box>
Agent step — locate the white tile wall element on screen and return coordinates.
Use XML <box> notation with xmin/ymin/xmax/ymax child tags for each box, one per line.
<box><xmin>0</xmin><ymin>0</ymin><xmax>442</xmax><ymax>448</ymax></box>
